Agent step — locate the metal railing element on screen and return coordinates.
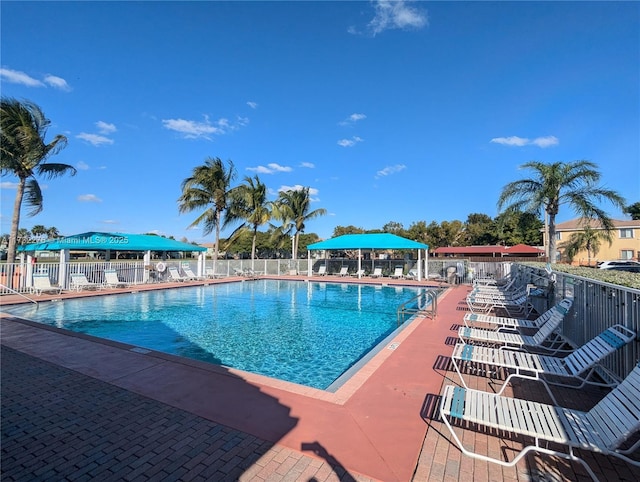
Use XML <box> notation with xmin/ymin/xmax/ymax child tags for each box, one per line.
<box><xmin>397</xmin><ymin>288</ymin><xmax>439</xmax><ymax>325</ymax></box>
<box><xmin>508</xmin><ymin>264</ymin><xmax>640</xmax><ymax>383</ymax></box>
<box><xmin>0</xmin><ymin>283</ymin><xmax>37</xmax><ymax>304</ymax></box>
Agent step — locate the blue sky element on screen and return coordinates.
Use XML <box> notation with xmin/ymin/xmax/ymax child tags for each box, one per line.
<box><xmin>1</xmin><ymin>1</ymin><xmax>638</xmax><ymax>243</ymax></box>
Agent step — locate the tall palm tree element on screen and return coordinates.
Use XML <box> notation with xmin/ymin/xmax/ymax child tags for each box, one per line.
<box><xmin>272</xmin><ymin>187</ymin><xmax>326</xmax><ymax>260</ymax></box>
<box><xmin>1</xmin><ymin>98</ymin><xmax>76</xmax><ymax>264</ymax></box>
<box><xmin>560</xmin><ymin>223</ymin><xmax>612</xmax><ymax>266</ymax></box>
<box><xmin>177</xmin><ymin>157</ymin><xmax>236</xmax><ymax>261</ymax></box>
<box><xmin>497</xmin><ymin>160</ymin><xmax>625</xmax><ymax>263</ymax></box>
<box><xmin>226</xmin><ymin>175</ymin><xmax>271</xmax><ymax>263</ymax></box>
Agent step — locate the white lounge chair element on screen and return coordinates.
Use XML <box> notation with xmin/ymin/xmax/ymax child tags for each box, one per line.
<box><xmin>337</xmin><ymin>266</ymin><xmax>349</xmax><ymax>277</ymax></box>
<box><xmin>458</xmin><ymin>299</ymin><xmax>572</xmax><ymax>352</ymax></box>
<box><xmin>168</xmin><ymin>267</ymin><xmax>188</xmax><ymax>282</ymax></box>
<box><xmin>315</xmin><ymin>265</ymin><xmax>327</xmax><ymax>276</ymax></box>
<box><xmin>463</xmin><ymin>298</ymin><xmax>573</xmax><ymax>330</ymax></box>
<box><xmin>31</xmin><ymin>272</ymin><xmax>62</xmax><ymax>295</ymax></box>
<box><xmin>370</xmin><ymin>267</ymin><xmax>383</xmax><ymax>278</ymax></box>
<box><xmin>439</xmin><ymin>362</ymin><xmax>640</xmax><ymax>481</ymax></box>
<box><xmin>70</xmin><ymin>273</ymin><xmax>102</xmax><ymax>291</ymax></box>
<box><xmin>351</xmin><ymin>269</ymin><xmax>365</xmax><ymax>278</ymax></box>
<box><xmin>389</xmin><ymin>266</ymin><xmax>404</xmax><ymax>279</ymax></box>
<box><xmin>182</xmin><ymin>266</ymin><xmax>204</xmax><ymax>280</ymax></box>
<box><xmin>205</xmin><ymin>267</ymin><xmax>225</xmax><ymax>279</ymax></box>
<box><xmin>466</xmin><ymin>290</ymin><xmax>534</xmax><ymax>316</ymax></box>
<box><xmin>451</xmin><ymin>323</ymin><xmax>636</xmax><ymax>404</ymax></box>
<box><xmin>103</xmin><ymin>269</ymin><xmax>128</xmax><ymax>288</ymax></box>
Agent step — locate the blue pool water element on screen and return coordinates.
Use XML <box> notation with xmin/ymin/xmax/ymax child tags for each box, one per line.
<box><xmin>3</xmin><ymin>280</ymin><xmax>426</xmax><ymax>390</ymax></box>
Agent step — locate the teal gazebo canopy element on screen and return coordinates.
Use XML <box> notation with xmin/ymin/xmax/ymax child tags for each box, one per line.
<box><xmin>307</xmin><ymin>233</ymin><xmax>429</xmax><ymax>280</ymax></box>
<box><xmin>18</xmin><ymin>231</ymin><xmax>206</xmax><ymax>253</ymax></box>
<box><xmin>308</xmin><ymin>233</ymin><xmax>428</xmax><ymax>251</ymax></box>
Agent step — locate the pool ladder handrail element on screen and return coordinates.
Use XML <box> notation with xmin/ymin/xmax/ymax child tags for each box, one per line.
<box><xmin>397</xmin><ymin>289</ymin><xmax>438</xmax><ymax>325</ymax></box>
<box><xmin>0</xmin><ymin>283</ymin><xmax>38</xmax><ymax>304</ymax></box>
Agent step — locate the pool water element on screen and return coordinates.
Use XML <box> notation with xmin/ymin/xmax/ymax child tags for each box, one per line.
<box><xmin>3</xmin><ymin>280</ymin><xmax>425</xmax><ymax>390</ymax></box>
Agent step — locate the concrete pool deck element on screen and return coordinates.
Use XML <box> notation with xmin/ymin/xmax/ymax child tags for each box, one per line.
<box><xmin>2</xmin><ymin>276</ymin><xmax>639</xmax><ymax>481</ymax></box>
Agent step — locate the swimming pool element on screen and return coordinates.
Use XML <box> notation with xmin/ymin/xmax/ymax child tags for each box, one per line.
<box><xmin>2</xmin><ymin>280</ymin><xmax>427</xmax><ymax>390</ymax></box>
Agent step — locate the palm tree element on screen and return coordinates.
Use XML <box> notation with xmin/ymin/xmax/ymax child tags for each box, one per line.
<box><xmin>1</xmin><ymin>98</ymin><xmax>76</xmax><ymax>264</ymax></box>
<box><xmin>177</xmin><ymin>157</ymin><xmax>236</xmax><ymax>261</ymax></box>
<box><xmin>272</xmin><ymin>187</ymin><xmax>326</xmax><ymax>260</ymax></box>
<box><xmin>46</xmin><ymin>226</ymin><xmax>61</xmax><ymax>239</ymax></box>
<box><xmin>497</xmin><ymin>160</ymin><xmax>625</xmax><ymax>263</ymax></box>
<box><xmin>31</xmin><ymin>224</ymin><xmax>47</xmax><ymax>239</ymax></box>
<box><xmin>560</xmin><ymin>223</ymin><xmax>612</xmax><ymax>266</ymax></box>
<box><xmin>226</xmin><ymin>175</ymin><xmax>271</xmax><ymax>263</ymax></box>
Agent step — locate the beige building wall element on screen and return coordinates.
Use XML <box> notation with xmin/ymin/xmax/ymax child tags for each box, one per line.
<box><xmin>553</xmin><ymin>218</ymin><xmax>640</xmax><ymax>266</ymax></box>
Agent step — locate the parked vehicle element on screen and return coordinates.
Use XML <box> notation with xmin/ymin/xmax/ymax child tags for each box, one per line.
<box><xmin>596</xmin><ymin>260</ymin><xmax>640</xmax><ymax>269</ymax></box>
<box><xmin>605</xmin><ymin>265</ymin><xmax>640</xmax><ymax>273</ymax></box>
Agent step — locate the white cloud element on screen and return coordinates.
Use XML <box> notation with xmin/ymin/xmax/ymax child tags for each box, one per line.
<box><xmin>247</xmin><ymin>163</ymin><xmax>293</xmax><ymax>174</ymax></box>
<box><xmin>96</xmin><ymin>121</ymin><xmax>117</xmax><ymax>134</ymax></box>
<box><xmin>78</xmin><ymin>194</ymin><xmax>102</xmax><ymax>203</ymax></box>
<box><xmin>162</xmin><ymin>118</ymin><xmax>222</xmax><ymax>139</ymax></box>
<box><xmin>339</xmin><ymin>113</ymin><xmax>367</xmax><ymax>126</ymax></box>
<box><xmin>162</xmin><ymin>114</ymin><xmax>248</xmax><ymax>140</ymax></box>
<box><xmin>247</xmin><ymin>101</ymin><xmax>258</xmax><ymax>109</ymax></box>
<box><xmin>102</xmin><ymin>219</ymin><xmax>119</xmax><ymax>224</ymax></box>
<box><xmin>337</xmin><ymin>136</ymin><xmax>364</xmax><ymax>147</ymax></box>
<box><xmin>531</xmin><ymin>136</ymin><xmax>559</xmax><ymax>148</ymax></box>
<box><xmin>0</xmin><ymin>68</ymin><xmax>72</xmax><ymax>91</ymax></box>
<box><xmin>491</xmin><ymin>135</ymin><xmax>558</xmax><ymax>148</ymax></box>
<box><xmin>76</xmin><ymin>133</ymin><xmax>114</xmax><ymax>146</ymax></box>
<box><xmin>300</xmin><ymin>162</ymin><xmax>315</xmax><ymax>169</ymax></box>
<box><xmin>375</xmin><ymin>164</ymin><xmax>406</xmax><ymax>179</ymax></box>
<box><xmin>235</xmin><ymin>116</ymin><xmax>250</xmax><ymax>128</ymax></box>
<box><xmin>0</xmin><ymin>68</ymin><xmax>44</xmax><ymax>87</ymax></box>
<box><xmin>76</xmin><ymin>161</ymin><xmax>90</xmax><ymax>170</ymax></box>
<box><xmin>44</xmin><ymin>74</ymin><xmax>72</xmax><ymax>91</ymax></box>
<box><xmin>1</xmin><ymin>181</ymin><xmax>19</xmax><ymax>189</ymax></box>
<box><xmin>278</xmin><ymin>185</ymin><xmax>320</xmax><ymax>197</ymax></box>
<box><xmin>367</xmin><ymin>1</ymin><xmax>428</xmax><ymax>36</ymax></box>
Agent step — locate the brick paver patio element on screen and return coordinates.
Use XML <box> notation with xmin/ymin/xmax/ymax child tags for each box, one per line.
<box><xmin>1</xmin><ymin>346</ymin><xmax>374</xmax><ymax>482</ymax></box>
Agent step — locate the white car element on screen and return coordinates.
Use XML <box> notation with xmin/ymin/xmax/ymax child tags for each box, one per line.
<box><xmin>597</xmin><ymin>260</ymin><xmax>640</xmax><ymax>269</ymax></box>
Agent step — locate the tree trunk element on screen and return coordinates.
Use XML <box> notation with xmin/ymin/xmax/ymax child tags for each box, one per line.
<box><xmin>213</xmin><ymin>210</ymin><xmax>221</xmax><ymax>262</ymax></box>
<box><xmin>548</xmin><ymin>214</ymin><xmax>557</xmax><ymax>263</ymax></box>
<box><xmin>7</xmin><ymin>178</ymin><xmax>26</xmax><ymax>265</ymax></box>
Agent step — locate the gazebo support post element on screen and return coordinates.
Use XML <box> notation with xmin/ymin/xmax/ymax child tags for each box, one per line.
<box><xmin>59</xmin><ymin>249</ymin><xmax>69</xmax><ymax>289</ymax></box>
<box><xmin>197</xmin><ymin>252</ymin><xmax>205</xmax><ymax>278</ymax></box>
<box><xmin>143</xmin><ymin>251</ymin><xmax>151</xmax><ymax>283</ymax></box>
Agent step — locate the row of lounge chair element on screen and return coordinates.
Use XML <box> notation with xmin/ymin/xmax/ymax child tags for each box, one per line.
<box><xmin>438</xmin><ymin>292</ymin><xmax>640</xmax><ymax>479</ymax></box>
<box><xmin>29</xmin><ymin>265</ymin><xmax>216</xmax><ymax>294</ymax></box>
<box><xmin>314</xmin><ymin>265</ymin><xmax>416</xmax><ymax>279</ymax></box>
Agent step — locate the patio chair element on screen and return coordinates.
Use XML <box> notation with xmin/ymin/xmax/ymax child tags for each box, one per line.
<box><xmin>351</xmin><ymin>269</ymin><xmax>365</xmax><ymax>278</ymax></box>
<box><xmin>30</xmin><ymin>272</ymin><xmax>63</xmax><ymax>295</ymax></box>
<box><xmin>473</xmin><ymin>272</ymin><xmax>513</xmax><ymax>287</ymax></box>
<box><xmin>389</xmin><ymin>266</ymin><xmax>404</xmax><ymax>279</ymax></box>
<box><xmin>70</xmin><ymin>273</ymin><xmax>102</xmax><ymax>291</ymax></box>
<box><xmin>337</xmin><ymin>266</ymin><xmax>349</xmax><ymax>277</ymax></box>
<box><xmin>451</xmin><ymin>323</ymin><xmax>636</xmax><ymax>404</ymax></box>
<box><xmin>103</xmin><ymin>269</ymin><xmax>128</xmax><ymax>288</ymax></box>
<box><xmin>466</xmin><ymin>290</ymin><xmax>534</xmax><ymax>317</ymax></box>
<box><xmin>370</xmin><ymin>267</ymin><xmax>383</xmax><ymax>278</ymax></box>
<box><xmin>182</xmin><ymin>266</ymin><xmax>204</xmax><ymax>280</ymax></box>
<box><xmin>205</xmin><ymin>267</ymin><xmax>221</xmax><ymax>279</ymax></box>
<box><xmin>439</xmin><ymin>362</ymin><xmax>640</xmax><ymax>481</ymax></box>
<box><xmin>168</xmin><ymin>267</ymin><xmax>188</xmax><ymax>282</ymax></box>
<box><xmin>458</xmin><ymin>299</ymin><xmax>572</xmax><ymax>353</ymax></box>
<box><xmin>463</xmin><ymin>298</ymin><xmax>573</xmax><ymax>330</ymax></box>
<box><xmin>314</xmin><ymin>265</ymin><xmax>327</xmax><ymax>276</ymax></box>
